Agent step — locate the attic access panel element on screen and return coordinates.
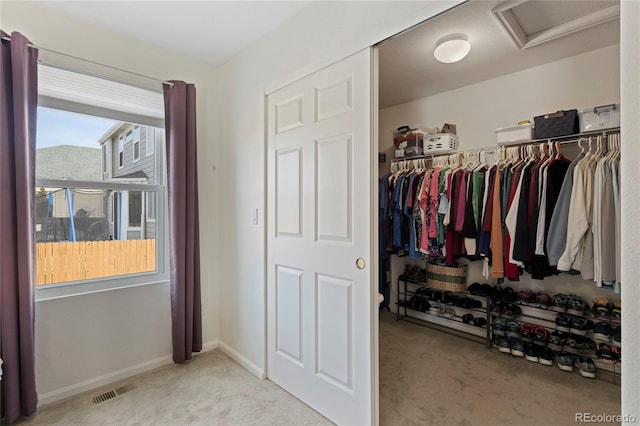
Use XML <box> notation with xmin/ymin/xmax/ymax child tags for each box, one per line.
<box><xmin>493</xmin><ymin>0</ymin><xmax>619</xmax><ymax>49</ymax></box>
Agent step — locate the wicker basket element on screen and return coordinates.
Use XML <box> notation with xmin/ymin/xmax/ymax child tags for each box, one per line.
<box><xmin>426</xmin><ymin>261</ymin><xmax>467</xmax><ymax>292</ymax></box>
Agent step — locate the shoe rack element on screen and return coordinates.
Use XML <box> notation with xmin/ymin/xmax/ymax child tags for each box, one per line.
<box><xmin>396</xmin><ymin>274</ymin><xmax>491</xmax><ymax>347</ymax></box>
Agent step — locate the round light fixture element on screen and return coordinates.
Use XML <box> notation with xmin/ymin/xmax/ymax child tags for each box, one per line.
<box><xmin>434</xmin><ymin>34</ymin><xmax>471</xmax><ymax>64</ymax></box>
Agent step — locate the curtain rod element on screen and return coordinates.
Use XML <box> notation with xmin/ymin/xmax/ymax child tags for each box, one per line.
<box><xmin>2</xmin><ymin>35</ymin><xmax>174</xmax><ymax>88</ymax></box>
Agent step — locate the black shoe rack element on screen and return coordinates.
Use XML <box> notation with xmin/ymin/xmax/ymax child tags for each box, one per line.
<box><xmin>396</xmin><ymin>275</ymin><xmax>491</xmax><ymax>347</ymax></box>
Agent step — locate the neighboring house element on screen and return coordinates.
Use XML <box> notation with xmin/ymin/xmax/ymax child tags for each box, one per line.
<box><xmin>98</xmin><ymin>122</ymin><xmax>164</xmax><ymax>241</ymax></box>
<box><xmin>35</xmin><ymin>145</ymin><xmax>106</xmax><ymax>242</ymax></box>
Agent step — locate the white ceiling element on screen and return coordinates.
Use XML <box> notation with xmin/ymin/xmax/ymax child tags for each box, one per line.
<box><xmin>26</xmin><ymin>0</ymin><xmax>620</xmax><ymax>109</ymax></box>
<box><xmin>378</xmin><ymin>0</ymin><xmax>620</xmax><ymax>109</ymax></box>
<box><xmin>28</xmin><ymin>0</ymin><xmax>310</xmax><ymax>67</ymax></box>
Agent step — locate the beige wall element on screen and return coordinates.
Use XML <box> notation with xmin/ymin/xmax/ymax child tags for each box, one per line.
<box><xmin>1</xmin><ymin>0</ymin><xmax>220</xmax><ymax>404</ymax></box>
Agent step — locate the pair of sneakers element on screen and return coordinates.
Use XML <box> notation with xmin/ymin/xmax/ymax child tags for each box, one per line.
<box><xmin>523</xmin><ymin>343</ymin><xmax>553</xmax><ymax>365</ymax></box>
<box><xmin>556</xmin><ymin>352</ymin><xmax>596</xmax><ymax>378</ymax></box>
<box><xmin>520</xmin><ymin>323</ymin><xmax>548</xmax><ymax>346</ymax></box>
<box><xmin>592</xmin><ymin>298</ymin><xmax>621</xmax><ymax>324</ymax></box>
<box><xmin>596</xmin><ymin>343</ymin><xmax>621</xmax><ymax>364</ymax></box>
<box><xmin>555</xmin><ymin>313</ymin><xmax>594</xmax><ymax>335</ymax></box>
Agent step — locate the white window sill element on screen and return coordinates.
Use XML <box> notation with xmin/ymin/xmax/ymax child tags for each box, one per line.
<box><xmin>35</xmin><ymin>272</ymin><xmax>170</xmax><ymax>302</ymax></box>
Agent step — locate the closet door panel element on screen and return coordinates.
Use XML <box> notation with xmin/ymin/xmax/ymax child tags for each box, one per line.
<box><xmin>275</xmin><ymin>265</ymin><xmax>304</xmax><ymax>366</ymax></box>
<box><xmin>315</xmin><ymin>134</ymin><xmax>353</xmax><ymax>243</ymax></box>
<box><xmin>276</xmin><ymin>147</ymin><xmax>303</xmax><ymax>237</ymax></box>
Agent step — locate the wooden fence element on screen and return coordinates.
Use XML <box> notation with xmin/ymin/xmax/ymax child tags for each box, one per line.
<box><xmin>36</xmin><ymin>239</ymin><xmax>156</xmax><ymax>286</ymax></box>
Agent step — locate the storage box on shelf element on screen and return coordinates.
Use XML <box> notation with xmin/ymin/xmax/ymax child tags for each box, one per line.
<box><xmin>578</xmin><ymin>104</ymin><xmax>620</xmax><ymax>133</ymax></box>
<box><xmin>495</xmin><ymin>123</ymin><xmax>534</xmax><ymax>146</ymax></box>
<box><xmin>393</xmin><ymin>125</ymin><xmax>432</xmax><ymax>158</ymax></box>
<box><xmin>423</xmin><ymin>133</ymin><xmax>458</xmax><ymax>155</ymax></box>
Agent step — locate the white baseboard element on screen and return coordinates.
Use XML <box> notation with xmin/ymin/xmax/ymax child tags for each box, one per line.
<box><xmin>38</xmin><ymin>354</ymin><xmax>173</xmax><ymax>407</ymax></box>
<box><xmin>201</xmin><ymin>339</ymin><xmax>220</xmax><ymax>353</ymax></box>
<box><xmin>218</xmin><ymin>341</ymin><xmax>266</xmax><ymax>380</ymax></box>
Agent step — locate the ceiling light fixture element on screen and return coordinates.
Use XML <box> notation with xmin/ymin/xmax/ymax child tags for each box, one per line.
<box><xmin>434</xmin><ymin>34</ymin><xmax>471</xmax><ymax>63</ymax></box>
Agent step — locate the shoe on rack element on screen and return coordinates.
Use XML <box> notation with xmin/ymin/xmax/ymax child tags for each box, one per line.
<box><xmin>596</xmin><ymin>343</ymin><xmax>616</xmax><ymax>364</ymax></box>
<box><xmin>532</xmin><ymin>326</ymin><xmax>549</xmax><ymax>346</ymax></box>
<box><xmin>592</xmin><ymin>297</ymin><xmax>611</xmax><ymax>322</ymax></box>
<box><xmin>567</xmin><ymin>295</ymin><xmax>587</xmax><ymax>316</ymax></box>
<box><xmin>593</xmin><ymin>322</ymin><xmax>612</xmax><ymax>342</ymax></box>
<box><xmin>565</xmin><ymin>335</ymin><xmax>595</xmax><ymax>354</ymax></box>
<box><xmin>462</xmin><ymin>314</ymin><xmax>474</xmax><ymax>324</ymax></box>
<box><xmin>611</xmin><ymin>326</ymin><xmax>621</xmax><ymax>348</ymax></box>
<box><xmin>611</xmin><ymin>346</ymin><xmax>621</xmax><ymax>364</ymax></box>
<box><xmin>549</xmin><ymin>293</ymin><xmax>568</xmax><ymax>312</ymax></box>
<box><xmin>510</xmin><ymin>339</ymin><xmax>525</xmax><ymax>357</ymax></box>
<box><xmin>538</xmin><ymin>347</ymin><xmax>554</xmax><ymax>366</ymax></box>
<box><xmin>524</xmin><ymin>343</ymin><xmax>539</xmax><ymax>363</ymax></box>
<box><xmin>535</xmin><ymin>292</ymin><xmax>551</xmax><ymax>309</ymax></box>
<box><xmin>493</xmin><ymin>318</ymin><xmax>507</xmax><ymax>336</ymax></box>
<box><xmin>479</xmin><ymin>283</ymin><xmax>494</xmax><ymax>298</ymax></box>
<box><xmin>609</xmin><ymin>301</ymin><xmax>621</xmax><ymax>325</ymax></box>
<box><xmin>503</xmin><ymin>303</ymin><xmax>522</xmax><ymax>317</ymax></box>
<box><xmin>443</xmin><ymin>307</ymin><xmax>455</xmax><ymax>319</ymax></box>
<box><xmin>474</xmin><ymin>317</ymin><xmax>487</xmax><ymax>328</ymax></box>
<box><xmin>555</xmin><ymin>313</ymin><xmax>572</xmax><ymax>333</ymax></box>
<box><xmin>555</xmin><ymin>352</ymin><xmax>574</xmax><ymax>372</ymax></box>
<box><xmin>506</xmin><ymin>320</ymin><xmax>520</xmax><ymax>339</ymax></box>
<box><xmin>429</xmin><ymin>304</ymin><xmax>443</xmax><ymax>316</ymax></box>
<box><xmin>520</xmin><ymin>323</ymin><xmax>534</xmax><ymax>343</ymax></box>
<box><xmin>500</xmin><ymin>287</ymin><xmax>517</xmax><ymax>302</ymax></box>
<box><xmin>468</xmin><ymin>283</ymin><xmax>482</xmax><ymax>295</ymax></box>
<box><xmin>574</xmin><ymin>356</ymin><xmax>596</xmax><ymax>379</ymax></box>
<box><xmin>518</xmin><ymin>289</ymin><xmax>534</xmax><ymax>304</ymax></box>
<box><xmin>570</xmin><ymin>316</ymin><xmax>594</xmax><ymax>336</ymax></box>
<box><xmin>494</xmin><ymin>336</ymin><xmax>511</xmax><ymax>354</ymax></box>
<box><xmin>548</xmin><ymin>331</ymin><xmax>567</xmax><ymax>352</ymax></box>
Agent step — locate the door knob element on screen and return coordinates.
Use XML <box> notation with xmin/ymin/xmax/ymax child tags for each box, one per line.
<box><xmin>356</xmin><ymin>257</ymin><xmax>366</xmax><ymax>270</ymax></box>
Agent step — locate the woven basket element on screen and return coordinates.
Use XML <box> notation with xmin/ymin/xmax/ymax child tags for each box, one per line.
<box><xmin>426</xmin><ymin>262</ymin><xmax>467</xmax><ymax>292</ymax></box>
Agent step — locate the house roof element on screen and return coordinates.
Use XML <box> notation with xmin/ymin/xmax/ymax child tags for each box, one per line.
<box><xmin>98</xmin><ymin>121</ymin><xmax>127</xmax><ymax>145</ymax></box>
<box><xmin>36</xmin><ymin>145</ymin><xmax>102</xmax><ymax>181</ymax></box>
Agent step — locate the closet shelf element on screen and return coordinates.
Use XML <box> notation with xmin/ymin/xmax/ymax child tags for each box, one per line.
<box><xmin>390</xmin><ymin>127</ymin><xmax>621</xmax><ymax>163</ymax></box>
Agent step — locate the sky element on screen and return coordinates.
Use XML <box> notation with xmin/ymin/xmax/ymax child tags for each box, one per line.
<box><xmin>36</xmin><ymin>107</ymin><xmax>117</xmax><ymax>149</ymax></box>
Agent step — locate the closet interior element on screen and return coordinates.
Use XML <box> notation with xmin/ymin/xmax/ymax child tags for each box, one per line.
<box><xmin>377</xmin><ymin>0</ymin><xmax>622</xmax><ymax>386</ymax></box>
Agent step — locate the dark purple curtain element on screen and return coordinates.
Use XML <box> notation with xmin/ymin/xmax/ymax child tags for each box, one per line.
<box><xmin>0</xmin><ymin>31</ymin><xmax>38</xmax><ymax>423</ymax></box>
<box><xmin>163</xmin><ymin>81</ymin><xmax>202</xmax><ymax>363</ymax></box>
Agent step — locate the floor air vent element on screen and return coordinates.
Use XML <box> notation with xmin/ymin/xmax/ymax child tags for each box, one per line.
<box><xmin>115</xmin><ymin>383</ymin><xmax>136</xmax><ymax>395</ymax></box>
<box><xmin>91</xmin><ymin>390</ymin><xmax>117</xmax><ymax>405</ymax></box>
<box><xmin>91</xmin><ymin>383</ymin><xmax>136</xmax><ymax>405</ymax></box>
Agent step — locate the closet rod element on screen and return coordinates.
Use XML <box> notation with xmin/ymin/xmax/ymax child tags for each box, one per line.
<box><xmin>1</xmin><ymin>35</ymin><xmax>175</xmax><ymax>88</ymax></box>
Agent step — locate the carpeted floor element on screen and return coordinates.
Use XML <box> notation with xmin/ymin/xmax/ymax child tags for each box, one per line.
<box><xmin>17</xmin><ymin>313</ymin><xmax>621</xmax><ymax>425</ymax></box>
<box><xmin>379</xmin><ymin>311</ymin><xmax>621</xmax><ymax>426</ymax></box>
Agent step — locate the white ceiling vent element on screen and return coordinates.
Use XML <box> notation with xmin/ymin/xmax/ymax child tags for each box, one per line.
<box><xmin>492</xmin><ymin>0</ymin><xmax>620</xmax><ymax>49</ymax></box>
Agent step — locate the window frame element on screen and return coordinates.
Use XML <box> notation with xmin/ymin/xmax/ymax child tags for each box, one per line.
<box><xmin>133</xmin><ymin>125</ymin><xmax>141</xmax><ymax>162</ymax></box>
<box><xmin>118</xmin><ymin>136</ymin><xmax>125</xmax><ymax>169</ymax></box>
<box><xmin>146</xmin><ymin>127</ymin><xmax>155</xmax><ymax>157</ymax></box>
<box><xmin>34</xmin><ymin>178</ymin><xmax>168</xmax><ymax>301</ymax></box>
<box><xmin>35</xmin><ymin>65</ymin><xmax>167</xmax><ymax>301</ymax></box>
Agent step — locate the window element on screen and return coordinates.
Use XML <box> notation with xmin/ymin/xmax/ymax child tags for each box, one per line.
<box><xmin>147</xmin><ymin>192</ymin><xmax>156</xmax><ymax>221</ymax></box>
<box><xmin>133</xmin><ymin>126</ymin><xmax>141</xmax><ymax>162</ymax></box>
<box><xmin>35</xmin><ymin>64</ymin><xmax>167</xmax><ymax>299</ymax></box>
<box><xmin>146</xmin><ymin>127</ymin><xmax>155</xmax><ymax>156</ymax></box>
<box><xmin>118</xmin><ymin>136</ymin><xmax>124</xmax><ymax>168</ymax></box>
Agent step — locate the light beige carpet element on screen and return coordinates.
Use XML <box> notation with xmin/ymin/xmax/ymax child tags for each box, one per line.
<box><xmin>379</xmin><ymin>311</ymin><xmax>621</xmax><ymax>426</ymax></box>
<box><xmin>16</xmin><ymin>314</ymin><xmax>621</xmax><ymax>425</ymax></box>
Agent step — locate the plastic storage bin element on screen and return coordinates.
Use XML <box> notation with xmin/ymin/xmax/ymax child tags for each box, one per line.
<box><xmin>578</xmin><ymin>104</ymin><xmax>620</xmax><ymax>133</ymax></box>
<box><xmin>495</xmin><ymin>123</ymin><xmax>534</xmax><ymax>146</ymax></box>
<box><xmin>423</xmin><ymin>133</ymin><xmax>458</xmax><ymax>154</ymax></box>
